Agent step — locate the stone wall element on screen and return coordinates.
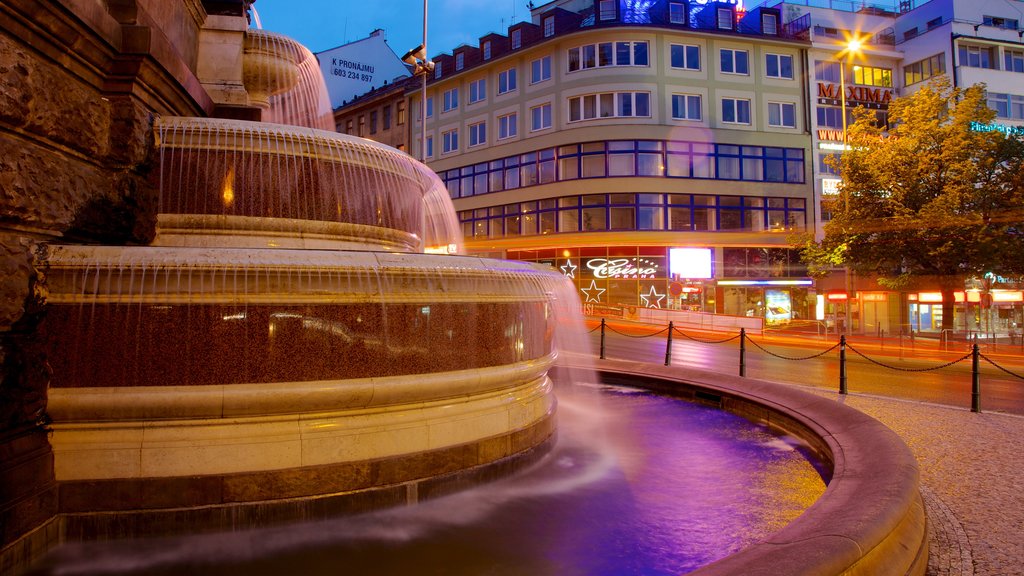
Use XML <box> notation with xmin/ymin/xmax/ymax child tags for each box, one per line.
<box><xmin>0</xmin><ymin>0</ymin><xmax>237</xmax><ymax>557</ymax></box>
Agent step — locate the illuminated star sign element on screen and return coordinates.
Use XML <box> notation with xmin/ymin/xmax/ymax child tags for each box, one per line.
<box><xmin>581</xmin><ymin>280</ymin><xmax>606</xmax><ymax>303</ymax></box>
<box><xmin>561</xmin><ymin>259</ymin><xmax>578</xmax><ymax>278</ymax></box>
<box><xmin>640</xmin><ymin>285</ymin><xmax>666</xmax><ymax>309</ymax></box>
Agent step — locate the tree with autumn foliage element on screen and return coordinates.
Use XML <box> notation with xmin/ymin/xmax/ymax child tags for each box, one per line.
<box><xmin>801</xmin><ymin>78</ymin><xmax>1024</xmax><ymax>330</ymax></box>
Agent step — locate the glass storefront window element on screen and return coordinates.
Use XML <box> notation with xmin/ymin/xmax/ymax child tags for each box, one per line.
<box><xmin>582</xmin><ymin>207</ymin><xmax>607</xmax><ymax>230</ymax></box>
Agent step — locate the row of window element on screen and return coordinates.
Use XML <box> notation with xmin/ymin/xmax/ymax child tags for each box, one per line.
<box><xmin>457</xmin><ymin>193</ymin><xmax>808</xmax><ymax>239</ymax></box>
<box><xmin>340</xmin><ymin>101</ymin><xmax>406</xmax><ymax>137</ymax></box>
<box><xmin>959</xmin><ymin>44</ymin><xmax>1024</xmax><ymax>73</ymax></box>
<box><xmin>441</xmin><ymin>140</ymin><xmax>806</xmax><ymax>200</ymax></box>
<box><xmin>427</xmin><ymin>90</ymin><xmax>801</xmax><ymax>156</ymax></box>
<box><xmin>432</xmin><ymin>45</ymin><xmax>798</xmax><ymax>116</ymax></box>
<box><xmin>815</xmin><ymin>60</ymin><xmax>894</xmax><ymax>87</ymax></box>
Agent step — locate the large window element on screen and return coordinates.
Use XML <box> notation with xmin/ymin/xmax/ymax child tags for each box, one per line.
<box><xmin>987</xmin><ymin>92</ymin><xmax>1024</xmax><ymax>119</ymax></box>
<box><xmin>568</xmin><ymin>41</ymin><xmax>649</xmax><ymax>72</ymax></box>
<box><xmin>765</xmin><ymin>53</ymin><xmax>793</xmax><ymax>79</ymax></box>
<box><xmin>483</xmin><ymin>41</ymin><xmax>492</xmax><ymax>60</ymax></box>
<box><xmin>959</xmin><ymin>45</ymin><xmax>996</xmax><ymax>69</ymax></box>
<box><xmin>511</xmin><ymin>29</ymin><xmax>522</xmax><ymax>49</ymax></box>
<box><xmin>425</xmin><ymin>135</ymin><xmax>433</xmax><ymax>158</ymax></box>
<box><xmin>458</xmin><ymin>193</ymin><xmax>807</xmax><ymax>238</ymax></box>
<box><xmin>455</xmin><ymin>52</ymin><xmax>464</xmax><ymax>70</ymax></box>
<box><xmin>531</xmin><ymin>56</ymin><xmax>552</xmax><ymax>83</ymax></box>
<box><xmin>531</xmin><ymin>103</ymin><xmax>552</xmax><ymax>131</ymax></box>
<box><xmin>498</xmin><ymin>112</ymin><xmax>517</xmax><ymax>139</ymax></box>
<box><xmin>670</xmin><ymin>44</ymin><xmax>700</xmax><ymax>70</ymax></box>
<box><xmin>853</xmin><ymin>65</ymin><xmax>892</xmax><ymax>87</ymax></box>
<box><xmin>768</xmin><ymin>102</ymin><xmax>796</xmax><ymax>128</ymax></box>
<box><xmin>442</xmin><ymin>129</ymin><xmax>458</xmax><ymax>154</ymax></box>
<box><xmin>721</xmin><ymin>98</ymin><xmax>751</xmax><ymax>124</ymax></box>
<box><xmin>815</xmin><ymin>60</ymin><xmax>840</xmax><ymax>82</ymax></box>
<box><xmin>671</xmin><ymin>94</ymin><xmax>702</xmax><ymax>120</ymax></box>
<box><xmin>469</xmin><ymin>122</ymin><xmax>486</xmax><ymax>147</ymax></box>
<box><xmin>904</xmin><ymin>53</ymin><xmax>945</xmax><ymax>86</ymax></box>
<box><xmin>569</xmin><ymin>92</ymin><xmax>651</xmax><ymax>122</ymax></box>
<box><xmin>443</xmin><ymin>88</ymin><xmax>459</xmax><ymax>112</ymax></box>
<box><xmin>498</xmin><ymin>67</ymin><xmax>517</xmax><ymax>94</ymax></box>
<box><xmin>443</xmin><ymin>139</ymin><xmax>805</xmax><ymax>200</ymax></box>
<box><xmin>1006</xmin><ymin>50</ymin><xmax>1024</xmax><ymax>73</ymax></box>
<box><xmin>468</xmin><ymin>79</ymin><xmax>486</xmax><ymax>104</ymax></box>
<box><xmin>720</xmin><ymin>49</ymin><xmax>749</xmax><ymax>75</ymax></box>
<box><xmin>544</xmin><ymin>15</ymin><xmax>555</xmax><ymax>37</ymax></box>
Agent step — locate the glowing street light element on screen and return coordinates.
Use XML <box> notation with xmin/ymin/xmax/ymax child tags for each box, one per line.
<box><xmin>836</xmin><ymin>35</ymin><xmax>863</xmax><ymax>335</ymax></box>
<box><xmin>402</xmin><ymin>0</ymin><xmax>433</xmax><ymax>163</ymax></box>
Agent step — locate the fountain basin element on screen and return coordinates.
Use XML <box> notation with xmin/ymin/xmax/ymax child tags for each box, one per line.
<box><xmin>590</xmin><ymin>359</ymin><xmax>929</xmax><ymax>576</ymax></box>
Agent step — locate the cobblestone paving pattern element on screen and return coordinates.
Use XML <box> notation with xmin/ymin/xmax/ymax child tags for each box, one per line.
<box><xmin>804</xmin><ymin>390</ymin><xmax>1024</xmax><ymax>576</ymax></box>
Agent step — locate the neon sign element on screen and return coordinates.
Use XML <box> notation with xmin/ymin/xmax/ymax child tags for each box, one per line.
<box><xmin>586</xmin><ymin>258</ymin><xmax>659</xmax><ymax>279</ymax></box>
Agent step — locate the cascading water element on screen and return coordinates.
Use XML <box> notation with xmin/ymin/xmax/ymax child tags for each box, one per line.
<box><xmin>37</xmin><ymin>27</ymin><xmax>571</xmax><ymax>538</ymax></box>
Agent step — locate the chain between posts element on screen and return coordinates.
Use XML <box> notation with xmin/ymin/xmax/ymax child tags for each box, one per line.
<box><xmin>593</xmin><ymin>320</ymin><xmax>1012</xmax><ymax>412</ymax></box>
<box><xmin>845</xmin><ymin>343</ymin><xmax>973</xmax><ymax>372</ymax></box>
<box><xmin>979</xmin><ymin>352</ymin><xmax>1024</xmax><ymax>380</ymax></box>
<box><xmin>604</xmin><ymin>324</ymin><xmax>671</xmax><ymax>338</ymax></box>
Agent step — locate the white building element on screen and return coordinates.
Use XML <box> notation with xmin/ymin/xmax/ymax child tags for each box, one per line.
<box><xmin>316</xmin><ymin>29</ymin><xmax>412</xmax><ymax>109</ymax></box>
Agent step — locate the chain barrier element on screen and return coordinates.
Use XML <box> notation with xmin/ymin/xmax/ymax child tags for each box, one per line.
<box><xmin>979</xmin><ymin>353</ymin><xmax>1024</xmax><ymax>380</ymax></box>
<box><xmin>672</xmin><ymin>327</ymin><xmax>741</xmax><ymax>344</ymax></box>
<box><xmin>587</xmin><ymin>324</ymin><xmax>602</xmax><ymax>333</ymax></box>
<box><xmin>846</xmin><ymin>343</ymin><xmax>973</xmax><ymax>372</ymax></box>
<box><xmin>745</xmin><ymin>337</ymin><xmax>840</xmax><ymax>361</ymax></box>
<box><xmin>605</xmin><ymin>324</ymin><xmax>670</xmax><ymax>339</ymax></box>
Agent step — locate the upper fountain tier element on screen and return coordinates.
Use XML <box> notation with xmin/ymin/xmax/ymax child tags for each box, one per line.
<box><xmin>153</xmin><ymin>116</ymin><xmax>462</xmax><ymax>253</ymax></box>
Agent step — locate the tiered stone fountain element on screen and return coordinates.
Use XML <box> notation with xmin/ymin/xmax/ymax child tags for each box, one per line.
<box><xmin>0</xmin><ymin>0</ymin><xmax>567</xmax><ymax>561</ymax></box>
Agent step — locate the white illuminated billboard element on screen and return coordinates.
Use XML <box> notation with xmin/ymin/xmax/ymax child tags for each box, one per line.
<box><xmin>669</xmin><ymin>248</ymin><xmax>712</xmax><ymax>279</ymax></box>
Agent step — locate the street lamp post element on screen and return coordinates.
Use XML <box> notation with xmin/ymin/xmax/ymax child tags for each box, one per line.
<box><xmin>837</xmin><ymin>37</ymin><xmax>862</xmax><ymax>335</ymax></box>
<box><xmin>402</xmin><ymin>1</ymin><xmax>433</xmax><ymax>163</ymax></box>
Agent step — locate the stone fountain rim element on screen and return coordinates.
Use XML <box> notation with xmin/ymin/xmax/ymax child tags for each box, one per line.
<box><xmin>588</xmin><ymin>358</ymin><xmax>927</xmax><ymax>576</ymax></box>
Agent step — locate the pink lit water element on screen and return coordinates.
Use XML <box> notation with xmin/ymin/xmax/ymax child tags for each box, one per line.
<box><xmin>26</xmin><ymin>381</ymin><xmax>824</xmax><ymax>575</ymax></box>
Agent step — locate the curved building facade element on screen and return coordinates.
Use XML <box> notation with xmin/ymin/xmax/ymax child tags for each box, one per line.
<box><xmin>411</xmin><ymin>0</ymin><xmax>816</xmax><ymax>322</ymax></box>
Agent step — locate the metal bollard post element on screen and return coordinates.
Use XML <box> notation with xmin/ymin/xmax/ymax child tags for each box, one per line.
<box><xmin>664</xmin><ymin>321</ymin><xmax>674</xmax><ymax>366</ymax></box>
<box><xmin>971</xmin><ymin>343</ymin><xmax>981</xmax><ymax>413</ymax></box>
<box><xmin>599</xmin><ymin>318</ymin><xmax>606</xmax><ymax>360</ymax></box>
<box><xmin>739</xmin><ymin>328</ymin><xmax>746</xmax><ymax>377</ymax></box>
<box><xmin>839</xmin><ymin>335</ymin><xmax>848</xmax><ymax>395</ymax></box>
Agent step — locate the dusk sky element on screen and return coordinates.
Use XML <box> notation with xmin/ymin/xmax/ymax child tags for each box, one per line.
<box><xmin>252</xmin><ymin>0</ymin><xmax>535</xmax><ymax>58</ymax></box>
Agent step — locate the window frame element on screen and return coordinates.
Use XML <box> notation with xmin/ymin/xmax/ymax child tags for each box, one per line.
<box><xmin>720</xmin><ymin>48</ymin><xmax>749</xmax><ymax>75</ymax></box>
<box><xmin>468</xmin><ymin>78</ymin><xmax>486</xmax><ymax>104</ymax></box>
<box><xmin>531</xmin><ymin>103</ymin><xmax>553</xmax><ymax>131</ymax></box>
<box><xmin>671</xmin><ymin>93</ymin><xmax>702</xmax><ymax>121</ymax></box>
<box><xmin>468</xmin><ymin>121</ymin><xmax>487</xmax><ymax>147</ymax></box>
<box><xmin>765</xmin><ymin>53</ymin><xmax>794</xmax><ymax>79</ymax></box>
<box><xmin>442</xmin><ymin>129</ymin><xmax>459</xmax><ymax>154</ymax></box>
<box><xmin>442</xmin><ymin>88</ymin><xmax>459</xmax><ymax>113</ymax></box>
<box><xmin>670</xmin><ymin>44</ymin><xmax>700</xmax><ymax>71</ymax></box>
<box><xmin>767</xmin><ymin>101</ymin><xmax>796</xmax><ymax>128</ymax></box>
<box><xmin>721</xmin><ymin>97</ymin><xmax>751</xmax><ymax>125</ymax></box>
<box><xmin>498</xmin><ymin>112</ymin><xmax>518</xmax><ymax>140</ymax></box>
<box><xmin>498</xmin><ymin>67</ymin><xmax>518</xmax><ymax>94</ymax></box>
<box><xmin>531</xmin><ymin>55</ymin><xmax>552</xmax><ymax>84</ymax></box>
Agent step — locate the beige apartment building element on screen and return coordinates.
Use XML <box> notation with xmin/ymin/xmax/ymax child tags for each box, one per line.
<box><xmin>408</xmin><ymin>0</ymin><xmax>816</xmax><ymax>321</ymax></box>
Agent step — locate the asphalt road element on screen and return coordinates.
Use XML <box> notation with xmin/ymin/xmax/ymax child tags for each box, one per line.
<box><xmin>587</xmin><ymin>325</ymin><xmax>1024</xmax><ymax>415</ymax></box>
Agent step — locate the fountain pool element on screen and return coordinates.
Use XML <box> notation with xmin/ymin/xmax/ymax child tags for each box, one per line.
<box><xmin>22</xmin><ymin>380</ymin><xmax>826</xmax><ymax>576</ymax></box>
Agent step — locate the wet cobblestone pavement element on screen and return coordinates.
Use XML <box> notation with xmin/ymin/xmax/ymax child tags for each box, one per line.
<box><xmin>804</xmin><ymin>391</ymin><xmax>1024</xmax><ymax>576</ymax></box>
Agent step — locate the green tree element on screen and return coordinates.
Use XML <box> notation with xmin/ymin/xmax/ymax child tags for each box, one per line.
<box><xmin>802</xmin><ymin>79</ymin><xmax>1024</xmax><ymax>330</ymax></box>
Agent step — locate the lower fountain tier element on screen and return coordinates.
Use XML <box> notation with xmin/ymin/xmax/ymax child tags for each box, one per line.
<box><xmin>37</xmin><ymin>243</ymin><xmax>565</xmax><ymax>524</ymax></box>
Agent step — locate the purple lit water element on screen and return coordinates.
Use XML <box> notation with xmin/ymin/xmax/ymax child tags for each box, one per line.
<box><xmin>26</xmin><ymin>382</ymin><xmax>825</xmax><ymax>575</ymax></box>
